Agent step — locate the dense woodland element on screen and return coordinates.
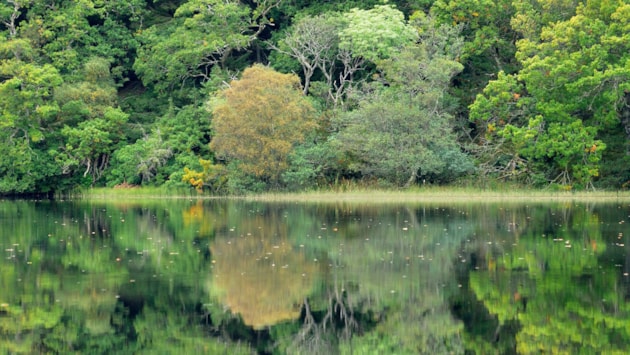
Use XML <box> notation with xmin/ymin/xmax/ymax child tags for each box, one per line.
<box><xmin>1</xmin><ymin>0</ymin><xmax>629</xmax><ymax>195</ymax></box>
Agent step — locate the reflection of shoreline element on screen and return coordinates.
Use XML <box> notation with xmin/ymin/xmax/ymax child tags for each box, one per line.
<box><xmin>209</xmin><ymin>235</ymin><xmax>320</xmax><ymax>329</ymax></box>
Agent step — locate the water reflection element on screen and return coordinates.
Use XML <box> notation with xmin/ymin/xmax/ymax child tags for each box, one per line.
<box><xmin>0</xmin><ymin>200</ymin><xmax>629</xmax><ymax>353</ymax></box>
<box><xmin>209</xmin><ymin>214</ymin><xmax>320</xmax><ymax>329</ymax></box>
<box><xmin>461</xmin><ymin>203</ymin><xmax>630</xmax><ymax>354</ymax></box>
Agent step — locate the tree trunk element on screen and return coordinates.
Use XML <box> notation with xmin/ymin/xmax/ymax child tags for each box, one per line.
<box><xmin>404</xmin><ymin>169</ymin><xmax>417</xmax><ymax>188</ymax></box>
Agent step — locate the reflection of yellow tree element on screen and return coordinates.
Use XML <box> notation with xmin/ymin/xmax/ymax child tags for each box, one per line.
<box><xmin>209</xmin><ymin>231</ymin><xmax>320</xmax><ymax>329</ymax></box>
<box><xmin>182</xmin><ymin>200</ymin><xmax>212</xmax><ymax>235</ymax></box>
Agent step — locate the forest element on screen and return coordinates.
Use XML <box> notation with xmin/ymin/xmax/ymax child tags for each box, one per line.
<box><xmin>1</xmin><ymin>0</ymin><xmax>629</xmax><ymax>195</ymax></box>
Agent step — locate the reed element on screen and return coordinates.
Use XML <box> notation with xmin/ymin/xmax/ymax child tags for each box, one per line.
<box><xmin>71</xmin><ymin>186</ymin><xmax>200</xmax><ymax>200</ymax></box>
<box><xmin>72</xmin><ymin>186</ymin><xmax>630</xmax><ymax>204</ymax></box>
<box><xmin>238</xmin><ymin>187</ymin><xmax>630</xmax><ymax>204</ymax></box>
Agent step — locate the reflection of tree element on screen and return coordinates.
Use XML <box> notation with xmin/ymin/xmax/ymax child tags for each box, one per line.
<box><xmin>0</xmin><ymin>277</ymin><xmax>63</xmax><ymax>353</ymax></box>
<box><xmin>209</xmin><ymin>211</ymin><xmax>320</xmax><ymax>329</ymax></box>
<box><xmin>0</xmin><ymin>202</ymin><xmax>75</xmax><ymax>353</ymax></box>
<box><xmin>284</xmin><ymin>205</ymin><xmax>471</xmax><ymax>354</ymax></box>
<box><xmin>289</xmin><ymin>276</ymin><xmax>359</xmax><ymax>354</ymax></box>
<box><xmin>182</xmin><ymin>200</ymin><xmax>228</xmax><ymax>237</ymax></box>
<box><xmin>98</xmin><ymin>200</ymin><xmax>217</xmax><ymax>277</ymax></box>
<box><xmin>288</xmin><ymin>297</ymin><xmax>341</xmax><ymax>355</ymax></box>
<box><xmin>134</xmin><ymin>304</ymin><xmax>252</xmax><ymax>354</ymax></box>
<box><xmin>0</xmin><ymin>200</ymin><xmax>260</xmax><ymax>353</ymax></box>
<box><xmin>12</xmin><ymin>199</ymin><xmax>629</xmax><ymax>353</ymax></box>
<box><xmin>56</xmin><ymin>274</ymin><xmax>126</xmax><ymax>336</ymax></box>
<box><xmin>467</xmin><ymin>204</ymin><xmax>630</xmax><ymax>353</ymax></box>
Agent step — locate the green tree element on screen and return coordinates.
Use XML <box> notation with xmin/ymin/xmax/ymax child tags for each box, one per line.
<box><xmin>0</xmin><ymin>0</ymin><xmax>150</xmax><ymax>194</ymax></box>
<box><xmin>334</xmin><ymin>17</ymin><xmax>471</xmax><ymax>186</ymax></box>
<box><xmin>208</xmin><ymin>64</ymin><xmax>317</xmax><ymax>187</ymax></box>
<box><xmin>269</xmin><ymin>11</ymin><xmax>365</xmax><ymax>109</ymax></box>
<box><xmin>108</xmin><ymin>130</ymin><xmax>173</xmax><ymax>186</ymax></box>
<box><xmin>57</xmin><ymin>58</ymin><xmax>129</xmax><ymax>185</ymax></box>
<box><xmin>270</xmin><ymin>13</ymin><xmax>342</xmax><ymax>96</ymax></box>
<box><xmin>134</xmin><ymin>0</ymin><xmax>280</xmax><ymax>98</ymax></box>
<box><xmin>270</xmin><ymin>4</ymin><xmax>417</xmax><ymax>110</ymax></box>
<box><xmin>108</xmin><ymin>100</ymin><xmax>214</xmax><ymax>188</ymax></box>
<box><xmin>339</xmin><ymin>4</ymin><xmax>417</xmax><ymax>64</ymax></box>
<box><xmin>431</xmin><ymin>0</ymin><xmax>517</xmax><ymax>73</ymax></box>
<box><xmin>16</xmin><ymin>0</ymin><xmax>143</xmax><ymax>82</ymax></box>
<box><xmin>430</xmin><ymin>0</ymin><xmax>520</xmax><ymax>130</ymax></box>
<box><xmin>60</xmin><ymin>108</ymin><xmax>129</xmax><ymax>186</ymax></box>
<box><xmin>470</xmin><ymin>0</ymin><xmax>629</xmax><ymax>188</ymax></box>
<box><xmin>0</xmin><ymin>40</ymin><xmax>63</xmax><ymax>193</ymax></box>
<box><xmin>335</xmin><ymin>89</ymin><xmax>469</xmax><ymax>186</ymax></box>
<box><xmin>0</xmin><ymin>0</ymin><xmax>24</xmax><ymax>39</ymax></box>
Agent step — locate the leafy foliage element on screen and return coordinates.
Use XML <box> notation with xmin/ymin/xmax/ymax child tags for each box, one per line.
<box><xmin>134</xmin><ymin>0</ymin><xmax>279</xmax><ymax>97</ymax></box>
<box><xmin>334</xmin><ymin>17</ymin><xmax>472</xmax><ymax>186</ymax></box>
<box><xmin>339</xmin><ymin>4</ymin><xmax>418</xmax><ymax>63</ymax></box>
<box><xmin>0</xmin><ymin>43</ymin><xmax>63</xmax><ymax>193</ymax></box>
<box><xmin>469</xmin><ymin>0</ymin><xmax>629</xmax><ymax>188</ymax></box>
<box><xmin>208</xmin><ymin>64</ymin><xmax>317</xmax><ymax>187</ymax></box>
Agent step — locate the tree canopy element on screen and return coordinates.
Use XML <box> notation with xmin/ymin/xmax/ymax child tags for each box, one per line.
<box><xmin>208</xmin><ymin>64</ymin><xmax>317</xmax><ymax>187</ymax></box>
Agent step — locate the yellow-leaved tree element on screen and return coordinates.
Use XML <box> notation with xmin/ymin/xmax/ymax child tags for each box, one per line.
<box><xmin>209</xmin><ymin>64</ymin><xmax>317</xmax><ymax>186</ymax></box>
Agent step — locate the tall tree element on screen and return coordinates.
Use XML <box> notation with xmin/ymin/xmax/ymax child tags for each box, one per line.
<box><xmin>208</xmin><ymin>64</ymin><xmax>317</xmax><ymax>186</ymax></box>
<box><xmin>338</xmin><ymin>4</ymin><xmax>418</xmax><ymax>64</ymax></box>
<box><xmin>57</xmin><ymin>58</ymin><xmax>129</xmax><ymax>185</ymax></box>
<box><xmin>0</xmin><ymin>39</ymin><xmax>63</xmax><ymax>193</ymax></box>
<box><xmin>334</xmin><ymin>15</ymin><xmax>472</xmax><ymax>186</ymax></box>
<box><xmin>469</xmin><ymin>0</ymin><xmax>629</xmax><ymax>188</ymax></box>
<box><xmin>270</xmin><ymin>4</ymin><xmax>417</xmax><ymax>109</ymax></box>
<box><xmin>270</xmin><ymin>13</ymin><xmax>341</xmax><ymax>96</ymax></box>
<box><xmin>15</xmin><ymin>0</ymin><xmax>144</xmax><ymax>82</ymax></box>
<box><xmin>134</xmin><ymin>0</ymin><xmax>280</xmax><ymax>97</ymax></box>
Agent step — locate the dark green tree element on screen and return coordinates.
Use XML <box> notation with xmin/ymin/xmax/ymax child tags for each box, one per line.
<box><xmin>134</xmin><ymin>0</ymin><xmax>280</xmax><ymax>98</ymax></box>
<box><xmin>57</xmin><ymin>58</ymin><xmax>129</xmax><ymax>186</ymax></box>
<box><xmin>334</xmin><ymin>15</ymin><xmax>472</xmax><ymax>186</ymax></box>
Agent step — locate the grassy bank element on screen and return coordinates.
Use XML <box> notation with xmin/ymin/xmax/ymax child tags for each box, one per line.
<box><xmin>73</xmin><ymin>186</ymin><xmax>630</xmax><ymax>204</ymax></box>
<box><xmin>241</xmin><ymin>188</ymin><xmax>630</xmax><ymax>204</ymax></box>
<box><xmin>65</xmin><ymin>186</ymin><xmax>203</xmax><ymax>200</ymax></box>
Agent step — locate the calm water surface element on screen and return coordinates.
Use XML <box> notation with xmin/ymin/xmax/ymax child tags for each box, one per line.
<box><xmin>1</xmin><ymin>199</ymin><xmax>629</xmax><ymax>354</ymax></box>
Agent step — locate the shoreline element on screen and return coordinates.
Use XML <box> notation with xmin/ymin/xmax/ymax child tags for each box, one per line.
<box><xmin>55</xmin><ymin>187</ymin><xmax>630</xmax><ymax>204</ymax></box>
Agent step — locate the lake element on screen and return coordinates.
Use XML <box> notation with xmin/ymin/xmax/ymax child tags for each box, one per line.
<box><xmin>1</xmin><ymin>198</ymin><xmax>629</xmax><ymax>354</ymax></box>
